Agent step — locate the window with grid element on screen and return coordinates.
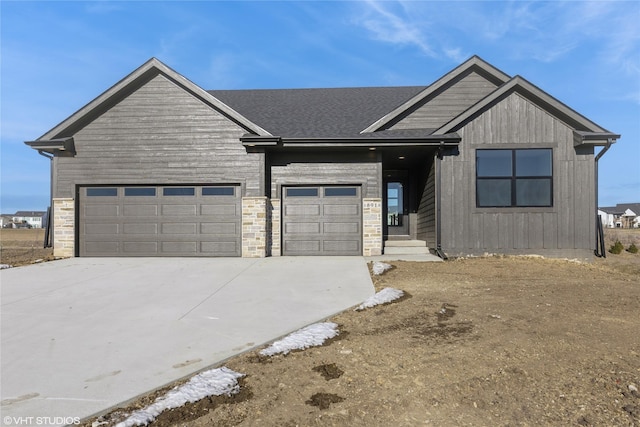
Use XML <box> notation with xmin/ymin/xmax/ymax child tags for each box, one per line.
<box><xmin>476</xmin><ymin>149</ymin><xmax>552</xmax><ymax>207</ymax></box>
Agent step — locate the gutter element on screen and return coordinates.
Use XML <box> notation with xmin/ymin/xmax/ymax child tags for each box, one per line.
<box><xmin>240</xmin><ymin>134</ymin><xmax>462</xmax><ymax>148</ymax></box>
<box><xmin>434</xmin><ymin>143</ymin><xmax>448</xmax><ymax>260</ymax></box>
<box><xmin>35</xmin><ymin>150</ymin><xmax>54</xmax><ymax>248</ymax></box>
<box><xmin>593</xmin><ymin>137</ymin><xmax>616</xmax><ymax>257</ymax></box>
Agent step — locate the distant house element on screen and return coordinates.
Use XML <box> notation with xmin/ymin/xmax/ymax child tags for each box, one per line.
<box><xmin>25</xmin><ymin>56</ymin><xmax>620</xmax><ymax>259</ymax></box>
<box><xmin>0</xmin><ymin>215</ymin><xmax>14</xmax><ymax>228</ymax></box>
<box><xmin>11</xmin><ymin>211</ymin><xmax>46</xmax><ymax>229</ymax></box>
<box><xmin>599</xmin><ymin>203</ymin><xmax>640</xmax><ymax>228</ymax></box>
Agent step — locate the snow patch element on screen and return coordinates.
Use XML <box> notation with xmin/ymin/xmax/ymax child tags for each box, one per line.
<box><xmin>259</xmin><ymin>322</ymin><xmax>339</xmax><ymax>356</ymax></box>
<box><xmin>115</xmin><ymin>367</ymin><xmax>244</xmax><ymax>427</ymax></box>
<box><xmin>371</xmin><ymin>261</ymin><xmax>393</xmax><ymax>275</ymax></box>
<box><xmin>355</xmin><ymin>287</ymin><xmax>404</xmax><ymax>311</ymax></box>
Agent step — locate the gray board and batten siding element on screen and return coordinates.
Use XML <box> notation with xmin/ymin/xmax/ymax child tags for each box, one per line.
<box><xmin>438</xmin><ymin>92</ymin><xmax>596</xmax><ymax>257</ymax></box>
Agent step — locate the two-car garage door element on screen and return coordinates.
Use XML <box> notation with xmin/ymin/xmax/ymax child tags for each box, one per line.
<box><xmin>79</xmin><ymin>185</ymin><xmax>241</xmax><ymax>257</ymax></box>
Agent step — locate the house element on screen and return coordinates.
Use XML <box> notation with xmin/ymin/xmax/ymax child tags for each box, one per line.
<box><xmin>11</xmin><ymin>211</ymin><xmax>46</xmax><ymax>228</ymax></box>
<box><xmin>0</xmin><ymin>215</ymin><xmax>14</xmax><ymax>228</ymax></box>
<box><xmin>599</xmin><ymin>203</ymin><xmax>640</xmax><ymax>228</ymax></box>
<box><xmin>25</xmin><ymin>56</ymin><xmax>620</xmax><ymax>259</ymax></box>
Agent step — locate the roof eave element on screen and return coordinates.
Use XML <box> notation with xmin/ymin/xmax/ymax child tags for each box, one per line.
<box><xmin>279</xmin><ymin>133</ymin><xmax>461</xmax><ymax>148</ymax></box>
<box><xmin>573</xmin><ymin>131</ymin><xmax>621</xmax><ymax>147</ymax></box>
<box><xmin>24</xmin><ymin>137</ymin><xmax>75</xmax><ymax>156</ymax></box>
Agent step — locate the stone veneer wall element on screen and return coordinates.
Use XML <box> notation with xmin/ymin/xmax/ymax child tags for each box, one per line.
<box><xmin>242</xmin><ymin>197</ymin><xmax>267</xmax><ymax>257</ymax></box>
<box><xmin>363</xmin><ymin>198</ymin><xmax>383</xmax><ymax>256</ymax></box>
<box><xmin>269</xmin><ymin>198</ymin><xmax>281</xmax><ymax>256</ymax></box>
<box><xmin>53</xmin><ymin>198</ymin><xmax>75</xmax><ymax>258</ymax></box>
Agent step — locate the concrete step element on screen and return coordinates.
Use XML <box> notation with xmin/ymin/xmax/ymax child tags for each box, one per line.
<box><xmin>383</xmin><ymin>245</ymin><xmax>431</xmax><ymax>255</ymax></box>
<box><xmin>384</xmin><ymin>239</ymin><xmax>427</xmax><ymax>247</ymax></box>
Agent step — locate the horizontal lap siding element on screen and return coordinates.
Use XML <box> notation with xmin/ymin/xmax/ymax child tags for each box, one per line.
<box><xmin>441</xmin><ymin>92</ymin><xmax>595</xmax><ymax>255</ymax></box>
<box><xmin>270</xmin><ymin>153</ymin><xmax>380</xmax><ymax>199</ymax></box>
<box><xmin>390</xmin><ymin>71</ymin><xmax>499</xmax><ymax>130</ymax></box>
<box><xmin>54</xmin><ymin>74</ymin><xmax>262</xmax><ymax>199</ymax></box>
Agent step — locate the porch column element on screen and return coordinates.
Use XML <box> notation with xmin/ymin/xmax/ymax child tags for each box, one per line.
<box><xmin>363</xmin><ymin>198</ymin><xmax>383</xmax><ymax>256</ymax></box>
<box><xmin>242</xmin><ymin>196</ymin><xmax>268</xmax><ymax>257</ymax></box>
<box><xmin>53</xmin><ymin>197</ymin><xmax>74</xmax><ymax>258</ymax></box>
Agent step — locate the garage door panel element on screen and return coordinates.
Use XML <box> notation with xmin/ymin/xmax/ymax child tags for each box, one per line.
<box><xmin>285</xmin><ymin>222</ymin><xmax>321</xmax><ymax>234</ymax></box>
<box><xmin>123</xmin><ymin>242</ymin><xmax>158</xmax><ymax>254</ymax></box>
<box><xmin>80</xmin><ymin>185</ymin><xmax>241</xmax><ymax>257</ymax></box>
<box><xmin>85</xmin><ymin>241</ymin><xmax>119</xmax><ymax>254</ymax></box>
<box><xmin>285</xmin><ymin>240</ymin><xmax>321</xmax><ymax>253</ymax></box>
<box><xmin>162</xmin><ymin>204</ymin><xmax>197</xmax><ymax>216</ymax></box>
<box><xmin>323</xmin><ymin>204</ymin><xmax>359</xmax><ymax>216</ymax></box>
<box><xmin>201</xmin><ymin>204</ymin><xmax>237</xmax><ymax>215</ymax></box>
<box><xmin>200</xmin><ymin>223</ymin><xmax>237</xmax><ymax>235</ymax></box>
<box><xmin>124</xmin><ymin>204</ymin><xmax>158</xmax><ymax>216</ymax></box>
<box><xmin>324</xmin><ymin>222</ymin><xmax>359</xmax><ymax>234</ymax></box>
<box><xmin>201</xmin><ymin>241</ymin><xmax>238</xmax><ymax>254</ymax></box>
<box><xmin>323</xmin><ymin>240</ymin><xmax>360</xmax><ymax>253</ymax></box>
<box><xmin>161</xmin><ymin>223</ymin><xmax>197</xmax><ymax>234</ymax></box>
<box><xmin>85</xmin><ymin>205</ymin><xmax>119</xmax><ymax>217</ymax></box>
<box><xmin>84</xmin><ymin>223</ymin><xmax>119</xmax><ymax>235</ymax></box>
<box><xmin>285</xmin><ymin>204</ymin><xmax>321</xmax><ymax>216</ymax></box>
<box><xmin>123</xmin><ymin>223</ymin><xmax>158</xmax><ymax>234</ymax></box>
<box><xmin>162</xmin><ymin>241</ymin><xmax>197</xmax><ymax>254</ymax></box>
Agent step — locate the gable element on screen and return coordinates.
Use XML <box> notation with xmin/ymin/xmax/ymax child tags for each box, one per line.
<box><xmin>460</xmin><ymin>92</ymin><xmax>571</xmax><ymax>144</ymax></box>
<box><xmin>35</xmin><ymin>58</ymin><xmax>269</xmax><ymax>143</ymax></box>
<box><xmin>389</xmin><ymin>69</ymin><xmax>501</xmax><ymax>131</ymax></box>
<box><xmin>75</xmin><ymin>74</ymin><xmax>249</xmax><ymax>148</ymax></box>
<box><xmin>435</xmin><ymin>76</ymin><xmax>613</xmax><ymax>136</ymax></box>
<box><xmin>361</xmin><ymin>56</ymin><xmax>511</xmax><ymax>134</ymax></box>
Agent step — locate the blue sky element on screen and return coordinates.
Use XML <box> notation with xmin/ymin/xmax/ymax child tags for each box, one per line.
<box><xmin>1</xmin><ymin>0</ymin><xmax>639</xmax><ymax>214</ymax></box>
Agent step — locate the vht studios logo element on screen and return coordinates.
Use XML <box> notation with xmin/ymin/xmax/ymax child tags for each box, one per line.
<box><xmin>3</xmin><ymin>416</ymin><xmax>81</xmax><ymax>425</ymax></box>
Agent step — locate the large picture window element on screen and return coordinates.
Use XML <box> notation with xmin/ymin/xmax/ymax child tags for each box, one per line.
<box><xmin>476</xmin><ymin>148</ymin><xmax>552</xmax><ymax>207</ymax></box>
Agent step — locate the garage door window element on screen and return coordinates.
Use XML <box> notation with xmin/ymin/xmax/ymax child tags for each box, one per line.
<box><xmin>286</xmin><ymin>188</ymin><xmax>318</xmax><ymax>197</ymax></box>
<box><xmin>163</xmin><ymin>187</ymin><xmax>195</xmax><ymax>196</ymax></box>
<box><xmin>325</xmin><ymin>187</ymin><xmax>358</xmax><ymax>197</ymax></box>
<box><xmin>87</xmin><ymin>188</ymin><xmax>117</xmax><ymax>197</ymax></box>
<box><xmin>202</xmin><ymin>187</ymin><xmax>235</xmax><ymax>196</ymax></box>
<box><xmin>124</xmin><ymin>187</ymin><xmax>156</xmax><ymax>196</ymax></box>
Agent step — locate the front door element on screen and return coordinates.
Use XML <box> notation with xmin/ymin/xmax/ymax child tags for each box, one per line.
<box><xmin>385</xmin><ymin>178</ymin><xmax>409</xmax><ymax>236</ymax></box>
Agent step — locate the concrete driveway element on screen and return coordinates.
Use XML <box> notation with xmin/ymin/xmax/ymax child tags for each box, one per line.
<box><xmin>1</xmin><ymin>257</ymin><xmax>374</xmax><ymax>425</ymax></box>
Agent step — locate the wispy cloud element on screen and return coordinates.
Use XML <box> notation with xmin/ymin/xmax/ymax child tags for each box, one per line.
<box><xmin>356</xmin><ymin>0</ymin><xmax>437</xmax><ymax>58</ymax></box>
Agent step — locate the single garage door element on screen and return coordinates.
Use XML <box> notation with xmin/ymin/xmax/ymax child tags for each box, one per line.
<box><xmin>282</xmin><ymin>186</ymin><xmax>362</xmax><ymax>256</ymax></box>
<box><xmin>79</xmin><ymin>185</ymin><xmax>241</xmax><ymax>257</ymax></box>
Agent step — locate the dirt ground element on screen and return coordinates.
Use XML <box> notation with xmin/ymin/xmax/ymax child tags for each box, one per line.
<box><xmin>0</xmin><ymin>228</ymin><xmax>55</xmax><ymax>267</ymax></box>
<box><xmin>2</xmin><ymin>229</ymin><xmax>639</xmax><ymax>426</ymax></box>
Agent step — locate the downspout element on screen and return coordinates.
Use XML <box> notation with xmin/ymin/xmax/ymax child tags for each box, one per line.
<box><xmin>594</xmin><ymin>138</ymin><xmax>614</xmax><ymax>257</ymax></box>
<box><xmin>435</xmin><ymin>143</ymin><xmax>448</xmax><ymax>260</ymax></box>
<box><xmin>36</xmin><ymin>150</ymin><xmax>54</xmax><ymax>248</ymax></box>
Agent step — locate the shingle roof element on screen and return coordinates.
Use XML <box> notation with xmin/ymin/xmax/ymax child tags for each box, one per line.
<box><xmin>13</xmin><ymin>211</ymin><xmax>46</xmax><ymax>217</ymax></box>
<box><xmin>209</xmin><ymin>86</ymin><xmax>427</xmax><ymax>138</ymax></box>
<box><xmin>616</xmin><ymin>203</ymin><xmax>640</xmax><ymax>215</ymax></box>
